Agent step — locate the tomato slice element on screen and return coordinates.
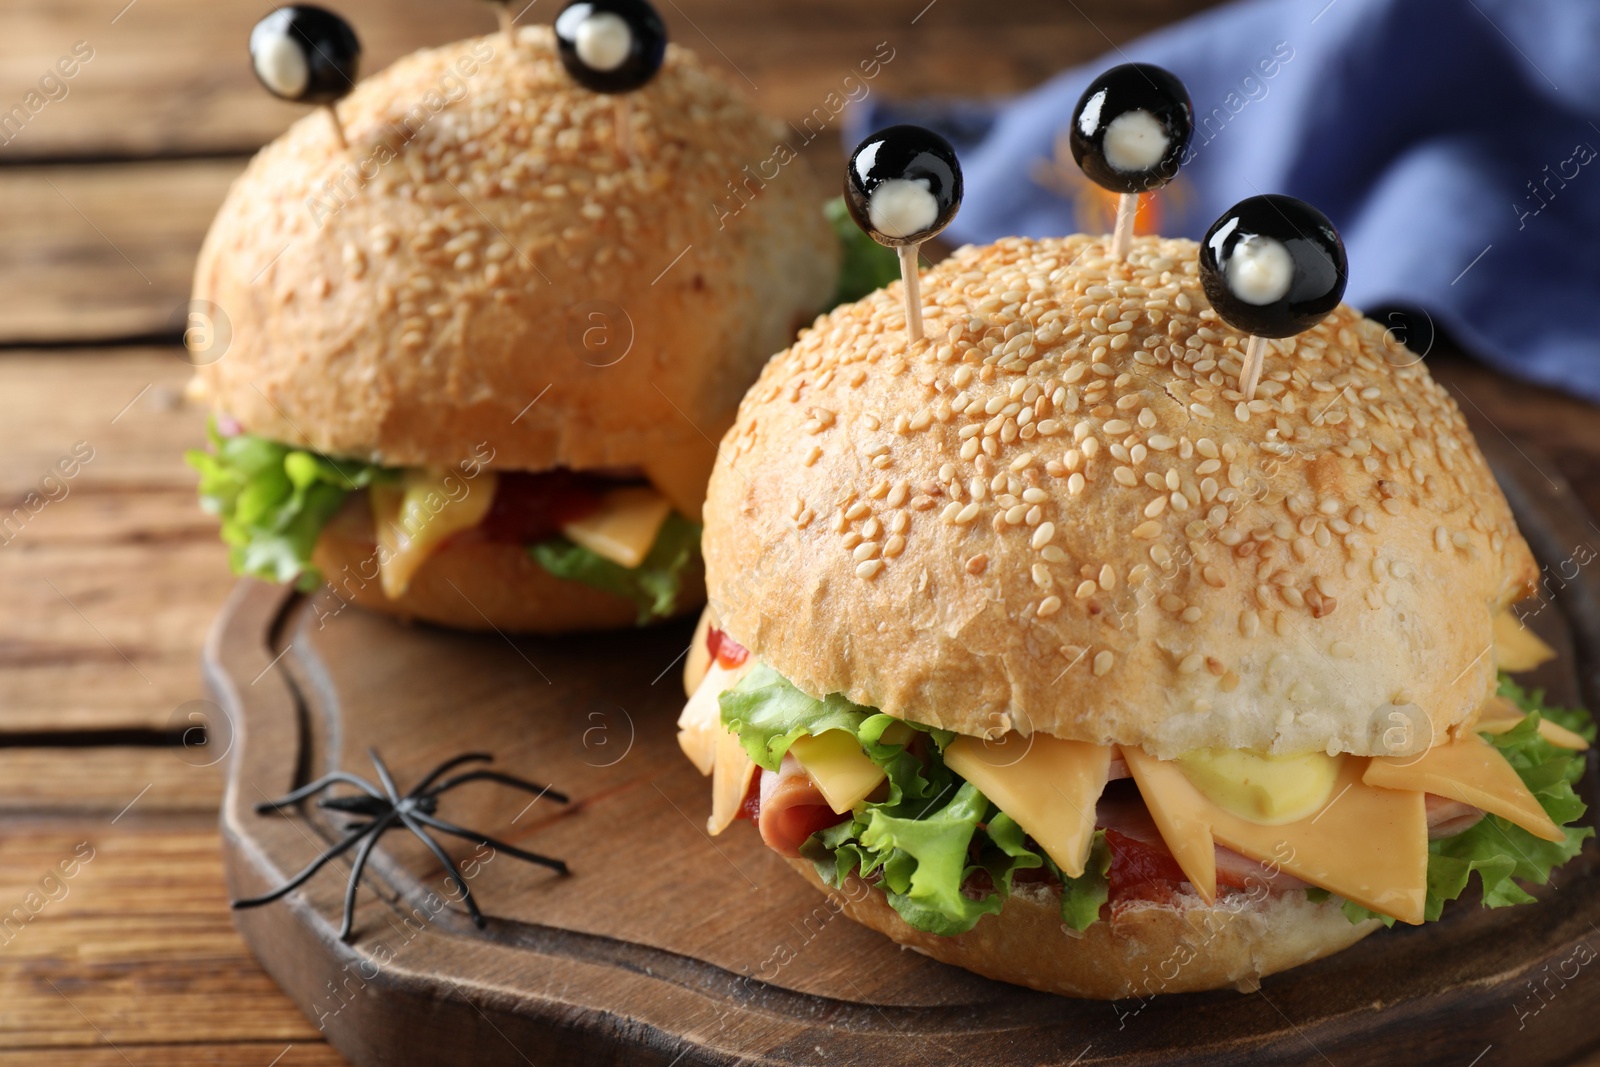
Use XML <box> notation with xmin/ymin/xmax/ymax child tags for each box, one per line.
<box><xmin>475</xmin><ymin>470</ymin><xmax>610</xmax><ymax>544</ymax></box>
<box><xmin>707</xmin><ymin>627</ymin><xmax>750</xmax><ymax>669</ymax></box>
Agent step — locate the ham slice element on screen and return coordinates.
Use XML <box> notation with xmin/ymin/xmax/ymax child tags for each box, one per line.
<box><xmin>757</xmin><ymin>758</ymin><xmax>846</xmax><ymax>857</ymax></box>
<box><xmin>1426</xmin><ymin>793</ymin><xmax>1485</xmax><ymax>839</ymax></box>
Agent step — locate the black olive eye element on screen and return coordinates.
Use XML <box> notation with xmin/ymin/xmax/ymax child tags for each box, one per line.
<box><xmin>1199</xmin><ymin>195</ymin><xmax>1349</xmax><ymax>339</ymax></box>
<box><xmin>1069</xmin><ymin>63</ymin><xmax>1192</xmax><ymax>195</ymax></box>
<box><xmin>844</xmin><ymin>125</ymin><xmax>964</xmax><ymax>249</ymax></box>
<box><xmin>554</xmin><ymin>0</ymin><xmax>667</xmax><ymax>94</ymax></box>
<box><xmin>249</xmin><ymin>5</ymin><xmax>361</xmax><ymax>105</ymax></box>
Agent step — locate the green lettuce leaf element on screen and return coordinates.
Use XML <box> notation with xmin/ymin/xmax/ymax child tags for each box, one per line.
<box><xmin>719</xmin><ymin>664</ymin><xmax>874</xmax><ymax>771</ymax></box>
<box><xmin>826</xmin><ymin>196</ymin><xmax>900</xmax><ymax>308</ymax></box>
<box><xmin>1339</xmin><ymin>676</ymin><xmax>1593</xmax><ymax>925</ymax></box>
<box><xmin>732</xmin><ymin>665</ymin><xmax>1592</xmax><ymax>938</ymax></box>
<box><xmin>529</xmin><ymin>512</ymin><xmax>701</xmax><ymax>625</ymax></box>
<box><xmin>185</xmin><ymin>419</ymin><xmax>394</xmax><ymax>590</ymax></box>
<box><xmin>730</xmin><ymin>665</ymin><xmax>1104</xmax><ymax>935</ymax></box>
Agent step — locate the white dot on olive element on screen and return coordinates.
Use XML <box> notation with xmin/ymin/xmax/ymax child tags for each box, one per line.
<box><xmin>1227</xmin><ymin>235</ymin><xmax>1294</xmax><ymax>306</ymax></box>
<box><xmin>576</xmin><ymin>13</ymin><xmax>632</xmax><ymax>72</ymax></box>
<box><xmin>1103</xmin><ymin>109</ymin><xmax>1168</xmax><ymax>172</ymax></box>
<box><xmin>252</xmin><ymin>30</ymin><xmax>309</xmax><ymax>98</ymax></box>
<box><xmin>868</xmin><ymin>178</ymin><xmax>938</xmax><ymax>240</ymax></box>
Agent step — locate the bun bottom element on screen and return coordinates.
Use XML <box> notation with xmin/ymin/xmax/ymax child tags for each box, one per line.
<box><xmin>311</xmin><ymin>515</ymin><xmax>704</xmax><ymax>634</ymax></box>
<box><xmin>782</xmin><ymin>856</ymin><xmax>1378</xmax><ymax>999</ymax></box>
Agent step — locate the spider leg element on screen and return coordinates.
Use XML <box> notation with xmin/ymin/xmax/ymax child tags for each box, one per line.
<box><xmin>423</xmin><ymin>769</ymin><xmax>570</xmax><ymax>806</ymax></box>
<box><xmin>254</xmin><ymin>772</ymin><xmax>383</xmax><ymax>814</ymax></box>
<box><xmin>319</xmin><ymin>794</ymin><xmax>390</xmax><ymax>817</ymax></box>
<box><xmin>231</xmin><ymin>822</ymin><xmax>375</xmax><ymax>909</ymax></box>
<box><xmin>406</xmin><ymin>752</ymin><xmax>495</xmax><ymax>797</ymax></box>
<box><xmin>338</xmin><ymin>810</ymin><xmax>400</xmax><ymax>942</ymax></box>
<box><xmin>398</xmin><ymin>811</ymin><xmax>485</xmax><ymax>929</ymax></box>
<box><xmin>367</xmin><ymin>748</ymin><xmax>403</xmax><ymax>805</ymax></box>
<box><xmin>408</xmin><ymin>812</ymin><xmax>570</xmax><ymax>875</ymax></box>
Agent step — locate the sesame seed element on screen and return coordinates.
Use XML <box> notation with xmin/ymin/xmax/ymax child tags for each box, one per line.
<box><xmin>1067</xmin><ymin>473</ymin><xmax>1086</xmax><ymax>495</ymax></box>
<box><xmin>1240</xmin><ymin>610</ymin><xmax>1260</xmax><ymax>637</ymax></box>
<box><xmin>1093</xmin><ymin>651</ymin><xmax>1114</xmax><ymax>676</ymax></box>
<box><xmin>1075</xmin><ymin>579</ymin><xmax>1098</xmax><ymax>599</ymax></box>
<box><xmin>1104</xmin><ymin>419</ymin><xmax>1132</xmax><ymax>435</ymax></box>
<box><xmin>1143</xmin><ymin>496</ymin><xmax>1167</xmax><ymax>518</ymax></box>
<box><xmin>1132</xmin><ymin>520</ymin><xmax>1161</xmax><ymax>539</ymax></box>
<box><xmin>966</xmin><ymin>553</ymin><xmax>988</xmax><ymax>575</ymax></box>
<box><xmin>856</xmin><ymin>559</ymin><xmax>884</xmax><ymax>579</ymax></box>
<box><xmin>1178</xmin><ymin>653</ymin><xmax>1204</xmax><ymax>674</ymax></box>
<box><xmin>1114</xmin><ymin>466</ymin><xmax>1138</xmax><ymax>487</ymax></box>
<box><xmin>1037</xmin><ymin>596</ymin><xmax>1063</xmax><ymax>618</ymax></box>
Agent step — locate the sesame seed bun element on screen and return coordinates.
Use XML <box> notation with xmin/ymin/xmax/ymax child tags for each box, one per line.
<box><xmin>703</xmin><ymin>234</ymin><xmax>1536</xmax><ymax>758</ymax></box>
<box><xmin>782</xmin><ymin>856</ymin><xmax>1379</xmax><ymax>998</ymax></box>
<box><xmin>312</xmin><ymin>496</ymin><xmax>703</xmax><ymax>631</ymax></box>
<box><xmin>192</xmin><ymin>27</ymin><xmax>838</xmax><ymax>474</ymax></box>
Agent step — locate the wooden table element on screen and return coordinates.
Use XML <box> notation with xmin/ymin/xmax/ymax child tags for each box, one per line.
<box><xmin>2</xmin><ymin>1</ymin><xmax>1597</xmax><ymax>1063</ymax></box>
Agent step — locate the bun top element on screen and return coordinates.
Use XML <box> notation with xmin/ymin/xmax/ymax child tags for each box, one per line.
<box><xmin>193</xmin><ymin>28</ymin><xmax>837</xmax><ymax>475</ymax></box>
<box><xmin>703</xmin><ymin>234</ymin><xmax>1536</xmax><ymax>758</ymax></box>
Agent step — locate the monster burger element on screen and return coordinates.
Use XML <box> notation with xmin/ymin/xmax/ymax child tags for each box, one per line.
<box><xmin>677</xmin><ymin>230</ymin><xmax>1591</xmax><ymax>997</ymax></box>
<box><xmin>186</xmin><ymin>4</ymin><xmax>842</xmax><ymax>631</ymax></box>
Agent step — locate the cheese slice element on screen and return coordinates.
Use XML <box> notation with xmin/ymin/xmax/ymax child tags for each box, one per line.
<box><xmin>675</xmin><ymin>658</ymin><xmax>758</xmax><ymax>835</ymax></box>
<box><xmin>371</xmin><ymin>468</ymin><xmax>498</xmax><ymax>598</ymax></box>
<box><xmin>790</xmin><ymin>730</ymin><xmax>886</xmax><ymax>814</ymax></box>
<box><xmin>675</xmin><ymin>659</ymin><xmax>752</xmax><ymax>775</ymax></box>
<box><xmin>641</xmin><ymin>437</ymin><xmax>719</xmax><ymax>521</ymax></box>
<box><xmin>1477</xmin><ymin>695</ymin><xmax>1589</xmax><ymax>750</ymax></box>
<box><xmin>944</xmin><ymin>734</ymin><xmax>1111</xmax><ymax>877</ymax></box>
<box><xmin>1121</xmin><ymin>746</ymin><xmax>1220</xmax><ymax>903</ymax></box>
<box><xmin>560</xmin><ymin>485</ymin><xmax>672</xmax><ymax>569</ymax></box>
<box><xmin>708</xmin><ymin>723</ymin><xmax>759</xmax><ymax>836</ymax></box>
<box><xmin>1495</xmin><ymin>609</ymin><xmax>1556</xmax><ymax>672</ymax></box>
<box><xmin>1365</xmin><ymin>732</ymin><xmax>1565</xmax><ymax>843</ymax></box>
<box><xmin>1127</xmin><ymin>749</ymin><xmax>1429</xmax><ymax>924</ymax></box>
<box><xmin>682</xmin><ymin>606</ymin><xmax>716</xmax><ymax>698</ymax></box>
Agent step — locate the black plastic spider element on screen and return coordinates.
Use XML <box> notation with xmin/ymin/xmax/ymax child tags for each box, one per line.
<box><xmin>233</xmin><ymin>749</ymin><xmax>569</xmax><ymax>941</ymax></box>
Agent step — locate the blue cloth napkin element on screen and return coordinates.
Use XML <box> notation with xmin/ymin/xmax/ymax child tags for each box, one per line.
<box><xmin>847</xmin><ymin>0</ymin><xmax>1600</xmax><ymax>403</ymax></box>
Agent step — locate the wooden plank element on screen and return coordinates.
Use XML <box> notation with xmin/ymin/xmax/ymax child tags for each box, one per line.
<box><xmin>0</xmin><ymin>1044</ymin><xmax>347</xmax><ymax>1066</ymax></box>
<box><xmin>0</xmin><ymin>350</ymin><xmax>231</xmax><ymax>734</ymax></box>
<box><xmin>0</xmin><ymin>160</ymin><xmax>236</xmax><ymax>344</ymax></box>
<box><xmin>0</xmin><ymin>825</ymin><xmax>334</xmax><ymax>1055</ymax></box>
<box><xmin>0</xmin><ymin>0</ymin><xmax>1217</xmax><ymax>161</ymax></box>
<box><xmin>0</xmin><ymin>748</ymin><xmax>221</xmax><ymax>815</ymax></box>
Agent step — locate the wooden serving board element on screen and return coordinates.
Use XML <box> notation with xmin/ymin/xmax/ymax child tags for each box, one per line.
<box><xmin>212</xmin><ymin>435</ymin><xmax>1600</xmax><ymax>1067</ymax></box>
